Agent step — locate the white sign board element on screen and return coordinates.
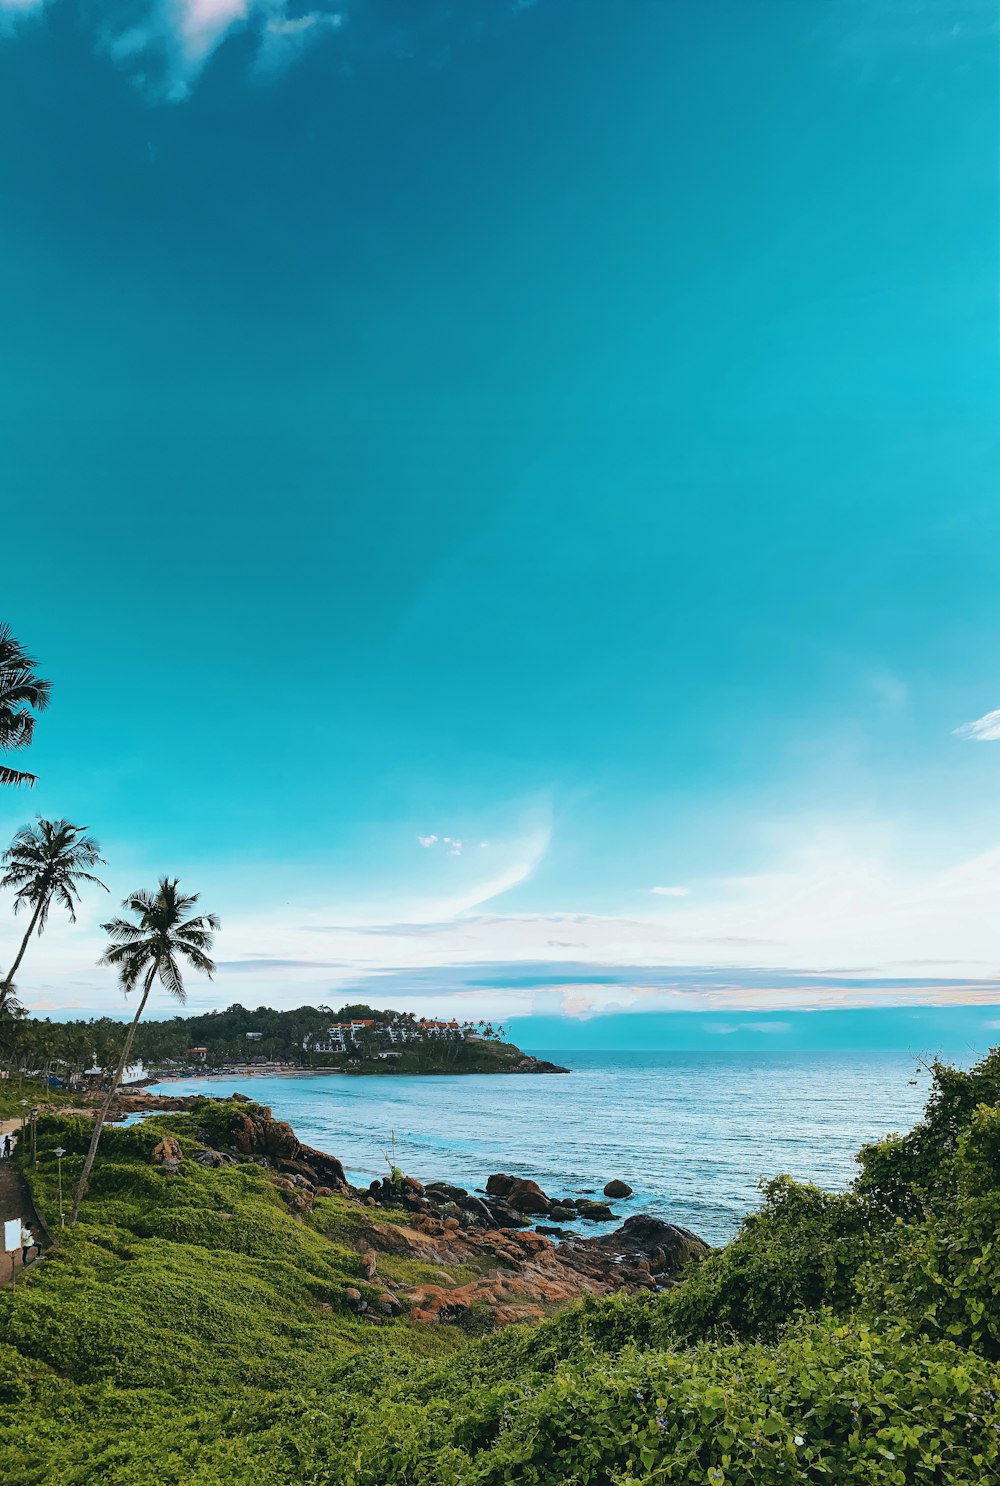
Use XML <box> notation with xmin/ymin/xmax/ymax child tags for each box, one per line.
<box><xmin>3</xmin><ymin>1219</ymin><xmax>20</xmax><ymax>1253</ymax></box>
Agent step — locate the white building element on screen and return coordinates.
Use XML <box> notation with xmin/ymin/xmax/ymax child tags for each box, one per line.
<box><xmin>305</xmin><ymin>1018</ymin><xmax>469</xmax><ymax>1055</ymax></box>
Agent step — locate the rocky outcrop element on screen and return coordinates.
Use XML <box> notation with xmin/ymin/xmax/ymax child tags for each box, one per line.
<box><xmin>150</xmin><ymin>1137</ymin><xmax>183</xmax><ymax>1173</ymax></box>
<box><xmin>603</xmin><ymin>1179</ymin><xmax>633</xmax><ymax>1199</ymax></box>
<box><xmin>192</xmin><ymin>1149</ymin><xmax>237</xmax><ymax>1169</ymax></box>
<box><xmin>563</xmin><ymin>1214</ymin><xmax>709</xmax><ymax>1286</ymax></box>
<box><xmin>348</xmin><ymin>1205</ymin><xmax>708</xmax><ymax>1328</ymax></box>
<box><xmin>224</xmin><ymin>1105</ymin><xmax>349</xmax><ymax>1192</ymax></box>
<box><xmin>511</xmin><ymin>1056</ymin><xmax>570</xmax><ymax>1074</ymax></box>
<box><xmin>485</xmin><ymin>1174</ymin><xmax>551</xmax><ymax>1214</ymax></box>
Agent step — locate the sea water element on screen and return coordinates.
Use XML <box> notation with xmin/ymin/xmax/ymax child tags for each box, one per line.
<box><xmin>147</xmin><ymin>1049</ymin><xmax>939</xmax><ymax>1245</ymax></box>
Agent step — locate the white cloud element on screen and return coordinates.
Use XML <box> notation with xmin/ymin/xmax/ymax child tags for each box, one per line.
<box><xmin>10</xmin><ymin>806</ymin><xmax>1000</xmax><ymax>1021</ymax></box>
<box><xmin>651</xmin><ymin>885</ymin><xmax>690</xmax><ymax>897</ymax></box>
<box><xmin>0</xmin><ymin>0</ymin><xmax>346</xmax><ymax>99</ymax></box>
<box><xmin>421</xmin><ymin>834</ymin><xmax>464</xmax><ymax>856</ymax></box>
<box><xmin>955</xmin><ymin>709</ymin><xmax>1000</xmax><ymax>742</ymax></box>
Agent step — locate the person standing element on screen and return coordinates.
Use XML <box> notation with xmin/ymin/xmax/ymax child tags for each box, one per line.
<box><xmin>2</xmin><ymin>1134</ymin><xmax>11</xmax><ymax>1158</ymax></box>
<box><xmin>20</xmin><ymin>1224</ymin><xmax>35</xmax><ymax>1266</ymax></box>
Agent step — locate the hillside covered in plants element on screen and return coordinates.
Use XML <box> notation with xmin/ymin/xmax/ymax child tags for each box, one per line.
<box><xmin>1</xmin><ymin>1001</ymin><xmax>561</xmax><ymax>1079</ymax></box>
<box><xmin>1</xmin><ymin>1046</ymin><xmax>999</xmax><ymax>1484</ymax></box>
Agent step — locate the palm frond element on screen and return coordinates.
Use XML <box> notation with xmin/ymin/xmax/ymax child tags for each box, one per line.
<box><xmin>179</xmin><ymin>945</ymin><xmax>215</xmax><ymax>978</ymax></box>
<box><xmin>53</xmin><ymin>884</ymin><xmax>78</xmax><ymax>922</ymax></box>
<box><xmin>0</xmin><ymin>764</ymin><xmax>36</xmax><ymax>787</ymax></box>
<box><xmin>121</xmin><ymin>889</ymin><xmax>158</xmax><ymax>917</ymax></box>
<box><xmin>98</xmin><ymin>940</ymin><xmax>142</xmax><ymax>967</ymax></box>
<box><xmin>157</xmin><ymin>955</ymin><xmax>188</xmax><ymax>1003</ymax></box>
<box><xmin>100</xmin><ymin>918</ymin><xmax>150</xmax><ymax>945</ymax></box>
<box><xmin>0</xmin><ymin>710</ymin><xmax>34</xmax><ymax>750</ymax></box>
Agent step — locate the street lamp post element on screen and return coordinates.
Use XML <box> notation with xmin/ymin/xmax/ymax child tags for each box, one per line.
<box><xmin>18</xmin><ymin>1100</ymin><xmax>27</xmax><ymax>1141</ymax></box>
<box><xmin>54</xmin><ymin>1147</ymin><xmax>66</xmax><ymax>1228</ymax></box>
<box><xmin>31</xmin><ymin>1108</ymin><xmax>39</xmax><ymax>1167</ymax></box>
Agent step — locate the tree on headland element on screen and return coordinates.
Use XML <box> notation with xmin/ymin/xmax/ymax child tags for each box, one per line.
<box><xmin>69</xmin><ymin>877</ymin><xmax>218</xmax><ymax>1226</ymax></box>
<box><xmin>0</xmin><ymin>625</ymin><xmax>51</xmax><ymax>787</ymax></box>
<box><xmin>0</xmin><ymin>818</ymin><xmax>107</xmax><ymax>1012</ymax></box>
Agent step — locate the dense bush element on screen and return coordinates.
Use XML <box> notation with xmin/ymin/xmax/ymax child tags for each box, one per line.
<box><xmin>855</xmin><ymin>1046</ymin><xmax>1000</xmax><ymax>1219</ymax></box>
<box><xmin>656</xmin><ymin>1176</ymin><xmax>869</xmax><ymax>1343</ymax></box>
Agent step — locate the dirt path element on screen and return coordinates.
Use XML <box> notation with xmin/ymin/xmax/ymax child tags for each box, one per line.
<box><xmin>0</xmin><ymin>1130</ymin><xmax>45</xmax><ymax>1283</ymax></box>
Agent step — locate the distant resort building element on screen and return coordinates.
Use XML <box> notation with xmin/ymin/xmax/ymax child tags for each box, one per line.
<box><xmin>78</xmin><ymin>1061</ymin><xmax>147</xmax><ymax>1087</ymax></box>
<box><xmin>189</xmin><ymin>1046</ymin><xmax>209</xmax><ymax>1060</ymax></box>
<box><xmin>305</xmin><ymin>1017</ymin><xmax>471</xmax><ymax>1056</ymax></box>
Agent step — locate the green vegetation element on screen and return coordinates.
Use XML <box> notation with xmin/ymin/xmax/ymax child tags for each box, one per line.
<box><xmin>1</xmin><ymin>1048</ymin><xmax>999</xmax><ymax>1483</ymax></box>
<box><xmin>343</xmin><ymin>1031</ymin><xmax>538</xmax><ymax>1077</ymax></box>
<box><xmin>0</xmin><ymin>1000</ymin><xmax>526</xmax><ymax>1081</ymax></box>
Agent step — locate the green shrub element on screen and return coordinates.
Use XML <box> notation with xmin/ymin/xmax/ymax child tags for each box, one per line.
<box><xmin>856</xmin><ymin>1047</ymin><xmax>1000</xmax><ymax>1219</ymax></box>
<box><xmin>656</xmin><ymin>1175</ymin><xmax>869</xmax><ymax>1343</ymax></box>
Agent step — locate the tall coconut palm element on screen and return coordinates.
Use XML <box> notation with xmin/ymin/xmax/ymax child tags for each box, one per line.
<box><xmin>69</xmin><ymin>878</ymin><xmax>218</xmax><ymax>1225</ymax></box>
<box><xmin>0</xmin><ymin>818</ymin><xmax>107</xmax><ymax>1011</ymax></box>
<box><xmin>0</xmin><ymin>625</ymin><xmax>51</xmax><ymax>787</ymax></box>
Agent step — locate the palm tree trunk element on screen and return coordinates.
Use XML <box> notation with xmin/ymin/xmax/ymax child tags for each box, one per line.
<box><xmin>69</xmin><ymin>964</ymin><xmax>157</xmax><ymax>1226</ymax></box>
<box><xmin>1</xmin><ymin>897</ymin><xmax>46</xmax><ymax>1000</ymax></box>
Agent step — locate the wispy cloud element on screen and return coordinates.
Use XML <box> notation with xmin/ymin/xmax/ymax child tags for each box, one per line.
<box><xmin>955</xmin><ymin>709</ymin><xmax>1000</xmax><ymax>741</ymax></box>
<box><xmin>1</xmin><ymin>0</ymin><xmax>346</xmax><ymax>99</ymax></box>
<box><xmin>651</xmin><ymin>885</ymin><xmax>690</xmax><ymax>897</ymax></box>
<box><xmin>418</xmin><ymin>832</ymin><xmax>464</xmax><ymax>856</ymax></box>
<box><xmin>706</xmin><ymin>1020</ymin><xmax>792</xmax><ymax>1036</ymax></box>
<box><xmin>10</xmin><ymin>810</ymin><xmax>1000</xmax><ymax>1021</ymax></box>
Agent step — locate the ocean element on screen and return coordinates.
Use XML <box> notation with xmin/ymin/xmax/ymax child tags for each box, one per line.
<box><xmin>147</xmin><ymin>1049</ymin><xmax>938</xmax><ymax>1245</ymax></box>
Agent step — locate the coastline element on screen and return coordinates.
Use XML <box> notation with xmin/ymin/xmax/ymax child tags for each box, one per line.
<box><xmin>148</xmin><ymin>1053</ymin><xmax>570</xmax><ymax>1081</ymax></box>
<box><xmin>126</xmin><ymin>1050</ymin><xmax>932</xmax><ymax>1248</ymax></box>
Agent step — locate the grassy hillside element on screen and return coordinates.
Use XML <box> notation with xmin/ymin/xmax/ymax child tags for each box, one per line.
<box><xmin>1</xmin><ymin>1048</ymin><xmax>999</xmax><ymax>1483</ymax></box>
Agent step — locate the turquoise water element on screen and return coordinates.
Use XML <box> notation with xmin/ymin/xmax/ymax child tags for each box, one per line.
<box><xmin>149</xmin><ymin>1050</ymin><xmax>934</xmax><ymax>1245</ymax></box>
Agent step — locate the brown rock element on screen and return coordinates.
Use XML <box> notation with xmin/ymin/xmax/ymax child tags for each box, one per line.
<box><xmin>151</xmin><ymin>1136</ymin><xmax>183</xmax><ymax>1167</ymax></box>
<box><xmin>603</xmin><ymin>1180</ymin><xmax>633</xmax><ymax>1199</ymax></box>
<box><xmin>506</xmin><ymin>1179</ymin><xmax>551</xmax><ymax>1216</ymax></box>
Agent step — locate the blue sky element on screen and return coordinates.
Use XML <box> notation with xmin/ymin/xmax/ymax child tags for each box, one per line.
<box><xmin>1</xmin><ymin>0</ymin><xmax>1000</xmax><ymax>1046</ymax></box>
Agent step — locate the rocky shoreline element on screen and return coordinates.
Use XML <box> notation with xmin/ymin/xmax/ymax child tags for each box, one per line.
<box><xmin>137</xmin><ymin>1051</ymin><xmax>570</xmax><ymax>1082</ymax></box>
<box><xmin>125</xmin><ymin>1090</ymin><xmax>708</xmax><ymax>1328</ymax></box>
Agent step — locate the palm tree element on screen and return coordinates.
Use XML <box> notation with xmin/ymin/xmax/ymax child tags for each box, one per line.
<box><xmin>69</xmin><ymin>878</ymin><xmax>218</xmax><ymax>1225</ymax></box>
<box><xmin>0</xmin><ymin>626</ymin><xmax>51</xmax><ymax>787</ymax></box>
<box><xmin>0</xmin><ymin>818</ymin><xmax>107</xmax><ymax>1011</ymax></box>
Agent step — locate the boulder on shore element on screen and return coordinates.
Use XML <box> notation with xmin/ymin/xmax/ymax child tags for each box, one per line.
<box><xmin>485</xmin><ymin>1174</ymin><xmax>551</xmax><ymax>1214</ymax></box>
<box><xmin>576</xmin><ymin>1200</ymin><xmax>615</xmax><ymax>1222</ymax></box>
<box><xmin>603</xmin><ymin>1180</ymin><xmax>633</xmax><ymax>1199</ymax></box>
<box><xmin>587</xmin><ymin>1214</ymin><xmax>708</xmax><ymax>1272</ymax></box>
